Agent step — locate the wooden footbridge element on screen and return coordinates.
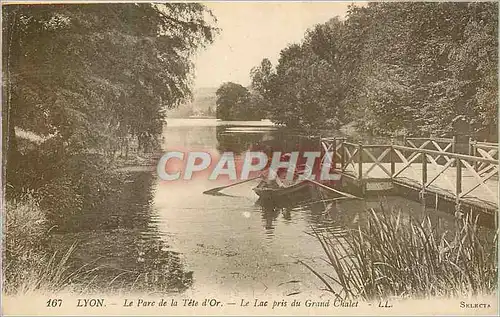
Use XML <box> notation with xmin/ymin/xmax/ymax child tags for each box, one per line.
<box><xmin>320</xmin><ymin>136</ymin><xmax>498</xmax><ymax>219</ymax></box>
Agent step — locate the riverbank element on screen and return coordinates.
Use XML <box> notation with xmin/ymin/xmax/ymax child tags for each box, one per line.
<box><xmin>3</xmin><ymin>170</ymin><xmax>193</xmax><ymax>296</ymax></box>
<box><xmin>3</xmin><ymin>142</ymin><xmax>166</xmax><ymax>295</ymax></box>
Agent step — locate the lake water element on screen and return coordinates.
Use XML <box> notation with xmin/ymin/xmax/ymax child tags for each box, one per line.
<box><xmin>50</xmin><ymin>118</ymin><xmax>460</xmax><ymax>297</ymax></box>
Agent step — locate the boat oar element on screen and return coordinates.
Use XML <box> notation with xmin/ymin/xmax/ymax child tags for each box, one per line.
<box><xmin>203</xmin><ymin>175</ymin><xmax>262</xmax><ymax>195</ymax></box>
<box><xmin>305</xmin><ymin>179</ymin><xmax>362</xmax><ymax>200</ymax></box>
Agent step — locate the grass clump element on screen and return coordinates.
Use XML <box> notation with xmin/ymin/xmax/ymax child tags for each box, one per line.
<box><xmin>3</xmin><ymin>195</ymin><xmax>78</xmax><ymax>294</ymax></box>
<box><xmin>303</xmin><ymin>206</ymin><xmax>498</xmax><ymax>300</ymax></box>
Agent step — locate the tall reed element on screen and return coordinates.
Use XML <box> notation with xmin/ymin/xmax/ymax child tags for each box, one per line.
<box><xmin>303</xmin><ymin>206</ymin><xmax>498</xmax><ymax>300</ymax></box>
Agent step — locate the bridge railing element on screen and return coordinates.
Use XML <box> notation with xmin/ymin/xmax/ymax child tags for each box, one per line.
<box><xmin>339</xmin><ymin>142</ymin><xmax>394</xmax><ymax>180</ymax></box>
<box><xmin>320</xmin><ymin>136</ymin><xmax>498</xmax><ymax>207</ymax></box>
<box><xmin>405</xmin><ymin>136</ymin><xmax>499</xmax><ymax>157</ymax></box>
<box><xmin>320</xmin><ymin>137</ymin><xmax>346</xmax><ymax>166</ymax></box>
<box><xmin>404</xmin><ymin>137</ymin><xmax>455</xmax><ymax>164</ymax></box>
<box><xmin>470</xmin><ymin>140</ymin><xmax>498</xmax><ymax>173</ymax></box>
<box><xmin>392</xmin><ymin>145</ymin><xmax>498</xmax><ymax>206</ymax></box>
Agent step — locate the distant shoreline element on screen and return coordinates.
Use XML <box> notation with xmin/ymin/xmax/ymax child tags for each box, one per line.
<box><xmin>165</xmin><ymin>117</ymin><xmax>275</xmax><ymax>127</ymax></box>
<box><xmin>188</xmin><ymin>115</ymin><xmax>217</xmax><ymax>119</ymax></box>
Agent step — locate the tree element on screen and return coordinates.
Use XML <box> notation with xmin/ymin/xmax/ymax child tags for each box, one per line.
<box><xmin>216</xmin><ymin>82</ymin><xmax>260</xmax><ymax>120</ymax></box>
<box><xmin>249</xmin><ymin>58</ymin><xmax>275</xmax><ymax>120</ymax></box>
<box><xmin>250</xmin><ymin>58</ymin><xmax>274</xmax><ymax>99</ymax></box>
<box><xmin>251</xmin><ymin>2</ymin><xmax>497</xmax><ymax>138</ymax></box>
<box><xmin>2</xmin><ymin>3</ymin><xmax>217</xmax><ymax>225</ymax></box>
<box><xmin>448</xmin><ymin>2</ymin><xmax>498</xmax><ymax>140</ymax></box>
<box><xmin>340</xmin><ymin>2</ymin><xmax>497</xmax><ymax>136</ymax></box>
<box><xmin>261</xmin><ymin>19</ymin><xmax>345</xmax><ymax>130</ymax></box>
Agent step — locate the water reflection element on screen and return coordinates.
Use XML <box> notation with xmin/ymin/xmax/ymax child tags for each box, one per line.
<box><xmin>261</xmin><ymin>205</ymin><xmax>281</xmax><ymax>232</ymax></box>
<box><xmin>215</xmin><ymin>124</ymin><xmax>329</xmax><ymax>155</ymax></box>
<box><xmin>50</xmin><ymin>172</ymin><xmax>193</xmax><ymax>294</ymax></box>
<box><xmin>282</xmin><ymin>208</ymin><xmax>292</xmax><ymax>221</ymax></box>
<box><xmin>150</xmin><ymin>119</ymin><xmax>472</xmax><ymax>297</ymax></box>
<box><xmin>216</xmin><ymin>125</ymin><xmax>275</xmax><ymax>154</ymax></box>
<box><xmin>251</xmin><ymin>180</ymin><xmax>461</xmax><ymax>242</ymax></box>
<box><xmin>255</xmin><ymin>187</ymin><xmax>336</xmax><ymax>235</ymax></box>
<box><xmin>43</xmin><ymin>119</ymin><xmax>477</xmax><ymax>297</ymax></box>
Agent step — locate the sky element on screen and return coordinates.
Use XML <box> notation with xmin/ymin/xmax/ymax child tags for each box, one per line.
<box><xmin>193</xmin><ymin>1</ymin><xmax>361</xmax><ymax>89</ymax></box>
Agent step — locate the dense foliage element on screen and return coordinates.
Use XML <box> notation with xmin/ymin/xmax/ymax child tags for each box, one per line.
<box><xmin>215</xmin><ymin>82</ymin><xmax>265</xmax><ymax>120</ymax></box>
<box><xmin>251</xmin><ymin>2</ymin><xmax>498</xmax><ymax>139</ymax></box>
<box><xmin>2</xmin><ymin>3</ymin><xmax>216</xmax><ymax>225</ymax></box>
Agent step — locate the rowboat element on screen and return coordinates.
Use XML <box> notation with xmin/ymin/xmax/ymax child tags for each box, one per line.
<box><xmin>253</xmin><ymin>176</ymin><xmax>357</xmax><ymax>206</ymax></box>
<box><xmin>253</xmin><ymin>179</ymin><xmax>312</xmax><ymax>200</ymax></box>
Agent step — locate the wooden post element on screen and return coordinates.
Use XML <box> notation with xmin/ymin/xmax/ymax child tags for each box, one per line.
<box><xmin>472</xmin><ymin>141</ymin><xmax>478</xmax><ymax>171</ymax></box>
<box><xmin>340</xmin><ymin>140</ymin><xmax>345</xmax><ymax>172</ymax></box>
<box><xmin>422</xmin><ymin>151</ymin><xmax>427</xmax><ymax>190</ymax></box>
<box><xmin>454</xmin><ymin>157</ymin><xmax>463</xmax><ymax>223</ymax></box>
<box><xmin>358</xmin><ymin>142</ymin><xmax>363</xmax><ymax>181</ymax></box>
<box><xmin>456</xmin><ymin>158</ymin><xmax>462</xmax><ymax>199</ymax></box>
<box><xmin>468</xmin><ymin>137</ymin><xmax>472</xmax><ymax>156</ymax></box>
<box><xmin>332</xmin><ymin>137</ymin><xmax>337</xmax><ymax>170</ymax></box>
<box><xmin>451</xmin><ymin>136</ymin><xmax>457</xmax><ymax>167</ymax></box>
<box><xmin>390</xmin><ymin>138</ymin><xmax>395</xmax><ymax>178</ymax></box>
<box><xmin>318</xmin><ymin>134</ymin><xmax>322</xmax><ymax>155</ymax></box>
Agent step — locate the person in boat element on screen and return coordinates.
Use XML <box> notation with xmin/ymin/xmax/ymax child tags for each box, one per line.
<box><xmin>260</xmin><ymin>152</ymin><xmax>300</xmax><ymax>189</ymax></box>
